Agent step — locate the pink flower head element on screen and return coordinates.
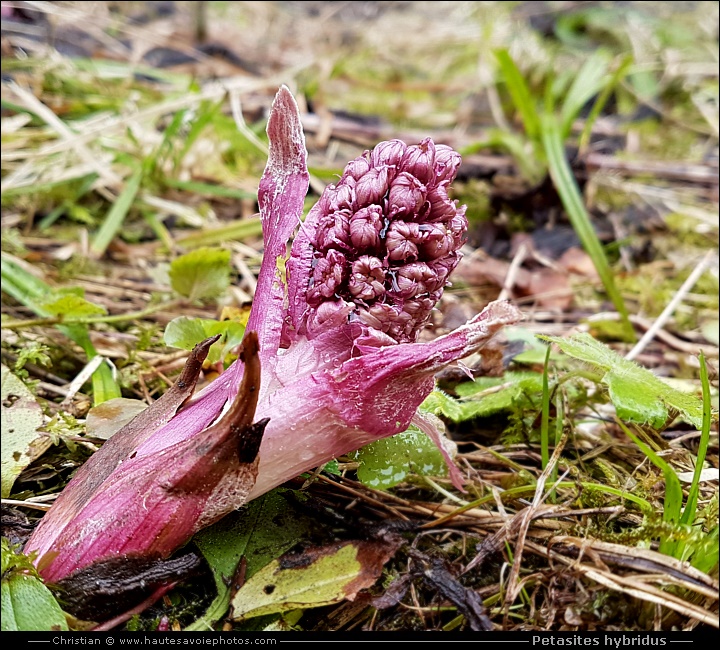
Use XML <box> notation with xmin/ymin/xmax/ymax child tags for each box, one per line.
<box><xmin>25</xmin><ymin>87</ymin><xmax>521</xmax><ymax>592</ymax></box>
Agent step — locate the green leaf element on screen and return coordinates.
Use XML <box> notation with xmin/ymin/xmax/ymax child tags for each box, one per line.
<box><xmin>188</xmin><ymin>490</ymin><xmax>312</xmax><ymax>631</ymax></box>
<box><xmin>230</xmin><ymin>539</ymin><xmax>400</xmax><ymax>622</ymax></box>
<box><xmin>1</xmin><ymin>365</ymin><xmax>51</xmax><ymax>498</ymax></box>
<box><xmin>38</xmin><ymin>293</ymin><xmax>107</xmax><ymax>319</ymax></box>
<box><xmin>1</xmin><ymin>576</ymin><xmax>68</xmax><ymax>631</ymax></box>
<box><xmin>164</xmin><ymin>316</ymin><xmax>245</xmax><ymax>366</ymax></box>
<box><xmin>90</xmin><ymin>167</ymin><xmax>143</xmax><ymax>258</ymax></box>
<box><xmin>169</xmin><ymin>247</ymin><xmax>231</xmax><ymax>301</ymax></box>
<box><xmin>354</xmin><ymin>426</ymin><xmax>446</xmax><ymax>490</ymax></box>
<box><xmin>421</xmin><ymin>389</ymin><xmax>464</xmax><ymax>422</ymax></box>
<box><xmin>443</xmin><ymin>373</ymin><xmax>545</xmax><ymax>422</ymax></box>
<box><xmin>1</xmin><ymin>542</ymin><xmax>68</xmax><ymax>632</ymax></box>
<box><xmin>541</xmin><ymin>333</ymin><xmax>704</xmax><ymax>428</ymax></box>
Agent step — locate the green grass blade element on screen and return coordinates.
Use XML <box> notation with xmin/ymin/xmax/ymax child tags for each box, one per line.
<box><xmin>0</xmin><ymin>255</ymin><xmax>49</xmax><ymax>306</ymax></box>
<box><xmin>680</xmin><ymin>352</ymin><xmax>713</xmax><ymax>525</ymax></box>
<box><xmin>541</xmin><ymin>114</ymin><xmax>634</xmax><ymax>340</ymax></box>
<box><xmin>616</xmin><ymin>419</ymin><xmax>683</xmax><ymax>556</ymax></box>
<box><xmin>578</xmin><ymin>55</ymin><xmax>633</xmax><ymax>154</ymax></box>
<box><xmin>540</xmin><ymin>345</ymin><xmax>551</xmax><ymax>470</ymax></box>
<box><xmin>89</xmin><ymin>361</ymin><xmax>121</xmax><ymax>405</ymax></box>
<box><xmin>174</xmin><ymin>100</ymin><xmax>224</xmax><ymax>172</ymax></box>
<box><xmin>495</xmin><ymin>50</ymin><xmax>541</xmax><ymax>141</ymax></box>
<box><xmin>549</xmin><ymin>391</ymin><xmax>564</xmax><ymax>502</ymax></box>
<box><xmin>175</xmin><ymin>217</ymin><xmax>263</xmax><ymax>249</ymax></box>
<box><xmin>560</xmin><ymin>52</ymin><xmax>610</xmax><ymax>138</ymax></box>
<box><xmin>90</xmin><ymin>167</ymin><xmax>143</xmax><ymax>258</ymax></box>
<box><xmin>163</xmin><ymin>178</ymin><xmax>256</xmax><ymax>200</ymax></box>
<box><xmin>482</xmin><ymin>129</ymin><xmax>546</xmax><ymax>185</ymax></box>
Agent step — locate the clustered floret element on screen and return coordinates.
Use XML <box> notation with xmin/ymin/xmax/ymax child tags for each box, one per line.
<box><xmin>304</xmin><ymin>138</ymin><xmax>467</xmax><ymax>344</ymax></box>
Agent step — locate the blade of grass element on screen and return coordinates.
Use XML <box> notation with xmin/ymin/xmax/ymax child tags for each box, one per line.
<box><xmin>540</xmin><ymin>345</ymin><xmax>551</xmax><ymax>470</ymax></box>
<box><xmin>142</xmin><ymin>210</ymin><xmax>175</xmax><ymax>251</ymax></box>
<box><xmin>541</xmin><ymin>113</ymin><xmax>634</xmax><ymax>340</ymax></box>
<box><xmin>174</xmin><ymin>100</ymin><xmax>224</xmax><ymax>172</ymax></box>
<box><xmin>163</xmin><ymin>178</ymin><xmax>257</xmax><ymax>200</ymax></box>
<box><xmin>549</xmin><ymin>391</ymin><xmax>564</xmax><ymax>502</ymax></box>
<box><xmin>37</xmin><ymin>175</ymin><xmax>100</xmax><ymax>231</ymax></box>
<box><xmin>495</xmin><ymin>50</ymin><xmax>541</xmax><ymax>141</ymax></box>
<box><xmin>148</xmin><ymin>109</ymin><xmax>188</xmax><ymax>179</ymax></box>
<box><xmin>90</xmin><ymin>167</ymin><xmax>143</xmax><ymax>258</ymax></box>
<box><xmin>484</xmin><ymin>130</ymin><xmax>546</xmax><ymax>185</ymax></box>
<box><xmin>578</xmin><ymin>55</ymin><xmax>633</xmax><ymax>155</ymax></box>
<box><xmin>616</xmin><ymin>418</ymin><xmax>683</xmax><ymax>557</ymax></box>
<box><xmin>175</xmin><ymin>217</ymin><xmax>263</xmax><ymax>249</ymax></box>
<box><xmin>560</xmin><ymin>51</ymin><xmax>610</xmax><ymax>138</ymax></box>
<box><xmin>680</xmin><ymin>352</ymin><xmax>713</xmax><ymax>526</ymax></box>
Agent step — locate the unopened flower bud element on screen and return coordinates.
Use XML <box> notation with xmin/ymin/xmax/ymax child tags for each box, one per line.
<box><xmin>349</xmin><ymin>255</ymin><xmax>385</xmax><ymax>301</ymax></box>
<box><xmin>355</xmin><ymin>166</ymin><xmax>389</xmax><ymax>207</ymax></box>
<box><xmin>370</xmin><ymin>139</ymin><xmax>407</xmax><ymax>170</ymax></box>
<box><xmin>307</xmin><ymin>299</ymin><xmax>355</xmax><ymax>335</ymax></box>
<box><xmin>393</xmin><ymin>262</ymin><xmax>438</xmax><ymax>298</ymax></box>
<box><xmin>387</xmin><ymin>172</ymin><xmax>427</xmax><ymax>218</ymax></box>
<box><xmin>349</xmin><ymin>205</ymin><xmax>384</xmax><ymax>251</ymax></box>
<box><xmin>418</xmin><ymin>223</ymin><xmax>453</xmax><ymax>259</ymax></box>
<box><xmin>400</xmin><ymin>138</ymin><xmax>436</xmax><ymax>185</ymax></box>
<box><xmin>330</xmin><ymin>179</ymin><xmax>356</xmax><ymax>212</ymax></box>
<box><xmin>434</xmin><ymin>144</ymin><xmax>462</xmax><ymax>183</ymax></box>
<box><xmin>315</xmin><ymin>211</ymin><xmax>351</xmax><ymax>252</ymax></box>
<box><xmin>343</xmin><ymin>154</ymin><xmax>372</xmax><ymax>181</ymax></box>
<box><xmin>448</xmin><ymin>209</ymin><xmax>469</xmax><ymax>248</ymax></box>
<box><xmin>426</xmin><ymin>183</ymin><xmax>458</xmax><ymax>222</ymax></box>
<box><xmin>307</xmin><ymin>250</ymin><xmax>346</xmax><ymax>306</ymax></box>
<box><xmin>386</xmin><ymin>221</ymin><xmax>420</xmax><ymax>263</ymax></box>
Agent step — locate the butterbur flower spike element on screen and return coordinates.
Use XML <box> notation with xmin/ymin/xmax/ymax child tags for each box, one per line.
<box><xmin>25</xmin><ymin>86</ymin><xmax>522</xmax><ymax>599</ymax></box>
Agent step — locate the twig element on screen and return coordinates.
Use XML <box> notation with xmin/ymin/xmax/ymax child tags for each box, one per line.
<box><xmin>585</xmin><ymin>153</ymin><xmax>718</xmax><ymax>184</ymax></box>
<box><xmin>503</xmin><ymin>433</ymin><xmax>568</xmax><ymax>608</ymax></box>
<box><xmin>626</xmin><ymin>250</ymin><xmax>715</xmax><ymax>361</ymax></box>
<box><xmin>498</xmin><ymin>242</ymin><xmax>528</xmax><ymax>301</ymax></box>
<box><xmin>0</xmin><ymin>498</ymin><xmax>53</xmax><ymax>511</ymax></box>
<box><xmin>585</xmin><ymin>311</ymin><xmax>719</xmax><ymax>357</ymax></box>
<box><xmin>59</xmin><ymin>356</ymin><xmax>110</xmax><ymax>408</ymax></box>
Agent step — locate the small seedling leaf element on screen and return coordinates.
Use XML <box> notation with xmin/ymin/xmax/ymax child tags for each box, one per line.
<box><xmin>164</xmin><ymin>316</ymin><xmax>245</xmax><ymax>366</ymax></box>
<box><xmin>38</xmin><ymin>293</ymin><xmax>106</xmax><ymax>319</ymax></box>
<box><xmin>169</xmin><ymin>247</ymin><xmax>231</xmax><ymax>301</ymax></box>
